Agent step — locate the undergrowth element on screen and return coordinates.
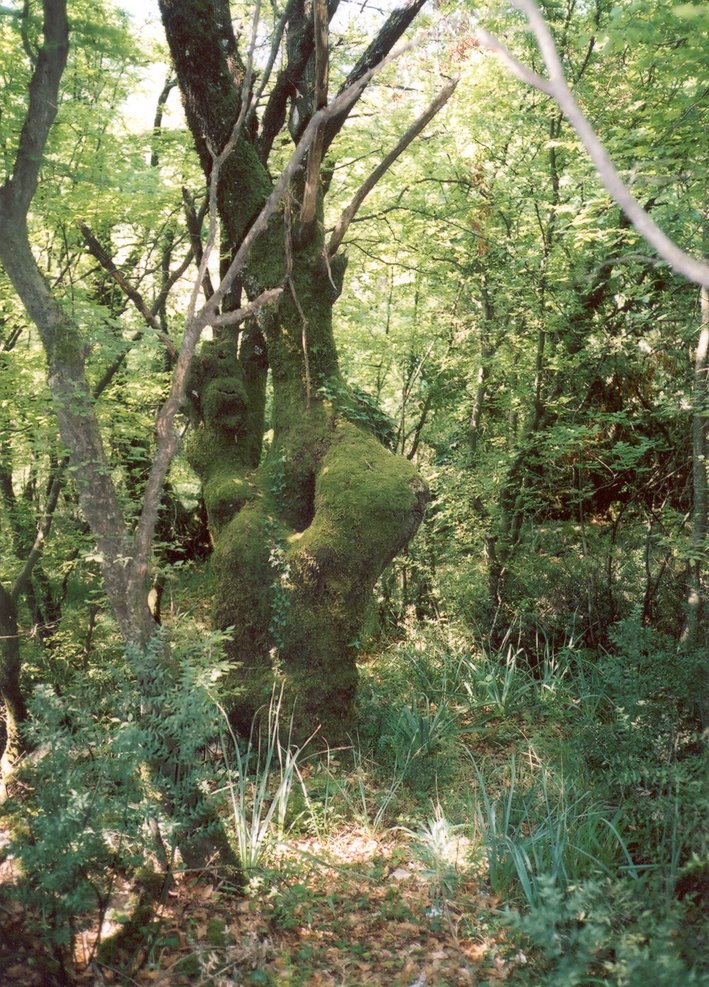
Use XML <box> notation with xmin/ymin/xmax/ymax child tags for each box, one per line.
<box><xmin>353</xmin><ymin>617</ymin><xmax>708</xmax><ymax>985</ymax></box>
<box><xmin>2</xmin><ymin>618</ymin><xmax>706</xmax><ymax>986</ymax></box>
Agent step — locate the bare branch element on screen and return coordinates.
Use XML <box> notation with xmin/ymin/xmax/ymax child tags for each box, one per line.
<box><xmin>476</xmin><ymin>0</ymin><xmax>709</xmax><ymax>288</ymax></box>
<box><xmin>257</xmin><ymin>0</ymin><xmax>341</xmax><ymax>162</ymax></box>
<box><xmin>328</xmin><ymin>76</ymin><xmax>458</xmax><ymax>257</ymax></box>
<box><xmin>11</xmin><ymin>468</ymin><xmax>64</xmax><ymax>602</ymax></box>
<box><xmin>208</xmin><ymin>287</ymin><xmax>284</xmax><ymax>327</ymax></box>
<box><xmin>182</xmin><ymin>188</ymin><xmax>215</xmax><ymax>301</ymax></box>
<box><xmin>473</xmin><ymin>27</ymin><xmax>553</xmax><ymax>95</ymax></box>
<box><xmin>19</xmin><ymin>0</ymin><xmax>34</xmax><ymax>65</ymax></box>
<box><xmin>211</xmin><ymin>31</ymin><xmax>422</xmax><ymax>318</ymax></box>
<box><xmin>150</xmin><ymin>74</ymin><xmax>176</xmax><ymax>169</ymax></box>
<box><xmin>150</xmin><ymin>237</ymin><xmax>197</xmax><ymax>317</ymax></box>
<box><xmin>79</xmin><ymin>222</ymin><xmax>179</xmax><ymax>359</ymax></box>
<box><xmin>322</xmin><ymin>0</ymin><xmax>427</xmax><ymax>154</ymax></box>
<box><xmin>245</xmin><ymin>0</ymin><xmax>295</xmax><ymax>140</ymax></box>
<box><xmin>92</xmin><ymin>328</ymin><xmax>145</xmax><ymax>400</ymax></box>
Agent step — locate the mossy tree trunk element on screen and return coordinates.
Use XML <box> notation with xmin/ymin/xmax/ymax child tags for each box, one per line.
<box><xmin>160</xmin><ymin>0</ymin><xmax>437</xmax><ymax>741</ymax></box>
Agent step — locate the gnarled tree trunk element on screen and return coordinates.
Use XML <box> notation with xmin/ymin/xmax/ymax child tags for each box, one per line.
<box><xmin>160</xmin><ymin>0</ymin><xmax>436</xmax><ymax>741</ymax></box>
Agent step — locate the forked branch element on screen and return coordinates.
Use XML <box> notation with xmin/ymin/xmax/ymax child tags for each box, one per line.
<box><xmin>135</xmin><ymin>28</ymin><xmax>425</xmax><ymax>562</ymax></box>
<box><xmin>79</xmin><ymin>222</ymin><xmax>180</xmax><ymax>359</ymax></box>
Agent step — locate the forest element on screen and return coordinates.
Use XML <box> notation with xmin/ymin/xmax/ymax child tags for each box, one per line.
<box><xmin>0</xmin><ymin>0</ymin><xmax>707</xmax><ymax>984</ymax></box>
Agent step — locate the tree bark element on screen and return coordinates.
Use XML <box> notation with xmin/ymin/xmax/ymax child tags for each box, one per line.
<box><xmin>0</xmin><ymin>582</ymin><xmax>27</xmax><ymax>785</ymax></box>
<box><xmin>681</xmin><ymin>280</ymin><xmax>709</xmax><ymax>709</ymax></box>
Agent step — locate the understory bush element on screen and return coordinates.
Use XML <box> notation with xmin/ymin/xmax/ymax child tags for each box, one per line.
<box><xmin>4</xmin><ymin>610</ymin><xmax>704</xmax><ymax>986</ymax></box>
<box><xmin>504</xmin><ymin>875</ymin><xmax>707</xmax><ymax>986</ymax></box>
<box><xmin>2</xmin><ymin>627</ymin><xmax>232</xmax><ymax>978</ymax></box>
<box><xmin>356</xmin><ymin>617</ymin><xmax>707</xmax><ymax>985</ymax></box>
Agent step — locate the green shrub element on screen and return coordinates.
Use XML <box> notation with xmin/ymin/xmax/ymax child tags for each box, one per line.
<box><xmin>505</xmin><ymin>876</ymin><xmax>707</xmax><ymax>986</ymax></box>
<box><xmin>4</xmin><ymin>627</ymin><xmax>233</xmax><ymax>976</ymax></box>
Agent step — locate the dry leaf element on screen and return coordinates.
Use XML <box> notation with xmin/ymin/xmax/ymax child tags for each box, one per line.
<box><xmin>390</xmin><ymin>867</ymin><xmax>412</xmax><ymax>881</ymax></box>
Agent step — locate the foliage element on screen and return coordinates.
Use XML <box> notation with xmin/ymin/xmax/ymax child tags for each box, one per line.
<box><xmin>3</xmin><ymin>627</ymin><xmax>232</xmax><ymax>971</ymax></box>
<box><xmin>471</xmin><ymin>754</ymin><xmax>639</xmax><ymax>907</ymax></box>
<box><xmin>217</xmin><ymin>689</ymin><xmax>315</xmax><ymax>873</ymax></box>
<box><xmin>504</xmin><ymin>875</ymin><xmax>706</xmax><ymax>987</ymax></box>
<box><xmin>0</xmin><ymin>0</ymin><xmax>707</xmax><ymax>983</ymax></box>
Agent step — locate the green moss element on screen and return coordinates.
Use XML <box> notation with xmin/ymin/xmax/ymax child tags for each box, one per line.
<box><xmin>278</xmin><ymin>423</ymin><xmax>426</xmax><ymax>742</ymax></box>
<box><xmin>206</xmin><ymin>918</ymin><xmax>229</xmax><ymax>947</ymax></box>
<box><xmin>201</xmin><ymin>374</ymin><xmax>247</xmax><ymax>431</ymax></box>
<box><xmin>204</xmin><ymin>473</ymin><xmax>252</xmax><ymax>533</ymax></box>
<box><xmin>202</xmin><ymin>416</ymin><xmax>428</xmax><ymax>743</ymax></box>
<box><xmin>185</xmin><ymin>338</ymin><xmax>266</xmax><ymax>533</ymax></box>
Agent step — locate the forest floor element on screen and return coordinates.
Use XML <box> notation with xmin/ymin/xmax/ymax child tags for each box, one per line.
<box><xmin>1</xmin><ymin>817</ymin><xmax>518</xmax><ymax>987</ymax></box>
<box><xmin>1</xmin><ymin>621</ymin><xmax>706</xmax><ymax>986</ymax></box>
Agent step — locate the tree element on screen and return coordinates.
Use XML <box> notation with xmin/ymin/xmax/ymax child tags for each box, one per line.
<box><xmin>334</xmin><ymin>0</ymin><xmax>707</xmax><ymax>651</ymax></box>
<box><xmin>474</xmin><ymin>0</ymin><xmax>708</xmax><ymax>654</ymax></box>
<box><xmin>0</xmin><ymin>0</ymin><xmax>452</xmax><ymax>855</ymax></box>
<box><xmin>0</xmin><ymin>0</ymin><xmax>256</xmax><ymax>871</ymax></box>
<box><xmin>157</xmin><ymin>0</ymin><xmax>455</xmax><ymax>740</ymax></box>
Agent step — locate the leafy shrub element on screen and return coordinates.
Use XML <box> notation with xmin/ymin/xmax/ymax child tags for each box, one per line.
<box><xmin>569</xmin><ymin>621</ymin><xmax>706</xmax><ymax>882</ymax></box>
<box><xmin>505</xmin><ymin>876</ymin><xmax>707</xmax><ymax>986</ymax></box>
<box><xmin>3</xmin><ymin>627</ymin><xmax>232</xmax><ymax>976</ymax></box>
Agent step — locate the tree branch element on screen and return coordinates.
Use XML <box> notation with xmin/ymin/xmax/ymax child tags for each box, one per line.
<box><xmin>208</xmin><ymin>287</ymin><xmax>284</xmax><ymax>328</ymax></box>
<box><xmin>0</xmin><ymin>0</ymin><xmax>68</xmax><ymax>221</ymax></box>
<box><xmin>299</xmin><ymin>0</ymin><xmax>329</xmax><ymax>228</ymax></box>
<box><xmin>322</xmin><ymin>0</ymin><xmax>428</xmax><ymax>155</ymax></box>
<box><xmin>79</xmin><ymin>223</ymin><xmax>179</xmax><ymax>358</ymax></box>
<box><xmin>257</xmin><ymin>0</ymin><xmax>341</xmax><ymax>162</ymax></box>
<box><xmin>150</xmin><ymin>73</ymin><xmax>176</xmax><ymax>169</ymax></box>
<box><xmin>11</xmin><ymin>467</ymin><xmax>64</xmax><ymax>602</ymax></box>
<box><xmin>475</xmin><ymin>0</ymin><xmax>709</xmax><ymax>288</ymax></box>
<box><xmin>206</xmin><ymin>33</ymin><xmax>418</xmax><ymax>321</ymax></box>
<box><xmin>181</xmin><ymin>188</ymin><xmax>214</xmax><ymax>301</ymax></box>
<box><xmin>249</xmin><ymin>0</ymin><xmax>299</xmax><ymax>153</ymax></box>
<box><xmin>151</xmin><ymin>235</ymin><xmax>197</xmax><ymax>316</ymax></box>
<box><xmin>134</xmin><ymin>35</ymin><xmax>417</xmax><ymax>566</ymax></box>
<box><xmin>328</xmin><ymin>76</ymin><xmax>458</xmax><ymax>257</ymax></box>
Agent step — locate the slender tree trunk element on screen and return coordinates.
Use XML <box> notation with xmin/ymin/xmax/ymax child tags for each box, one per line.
<box><xmin>681</xmin><ymin>279</ymin><xmax>709</xmax><ymax>703</ymax></box>
<box><xmin>0</xmin><ymin>583</ymin><xmax>27</xmax><ymax>785</ymax></box>
<box><xmin>681</xmin><ymin>203</ymin><xmax>709</xmax><ymax>671</ymax></box>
